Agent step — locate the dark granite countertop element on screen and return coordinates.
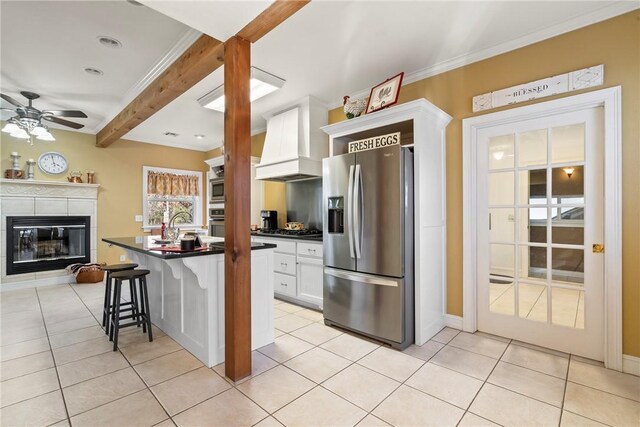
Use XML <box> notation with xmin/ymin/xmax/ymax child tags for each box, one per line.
<box><xmin>103</xmin><ymin>237</ymin><xmax>276</xmax><ymax>260</ymax></box>
<box><xmin>251</xmin><ymin>232</ymin><xmax>323</xmax><ymax>242</ymax></box>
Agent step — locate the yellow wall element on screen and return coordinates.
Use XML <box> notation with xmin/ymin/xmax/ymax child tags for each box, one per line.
<box><xmin>1</xmin><ymin>129</ymin><xmax>209</xmax><ymax>266</ymax></box>
<box><xmin>328</xmin><ymin>11</ymin><xmax>640</xmax><ymax>356</ymax></box>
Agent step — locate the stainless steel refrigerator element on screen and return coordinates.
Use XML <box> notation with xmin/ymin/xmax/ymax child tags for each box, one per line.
<box><xmin>322</xmin><ymin>144</ymin><xmax>414</xmax><ymax>349</ymax></box>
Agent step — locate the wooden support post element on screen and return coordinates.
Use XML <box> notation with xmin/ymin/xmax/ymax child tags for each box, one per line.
<box><xmin>224</xmin><ymin>35</ymin><xmax>252</xmax><ymax>381</ymax></box>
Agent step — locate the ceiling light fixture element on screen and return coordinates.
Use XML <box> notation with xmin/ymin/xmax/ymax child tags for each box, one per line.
<box><xmin>194</xmin><ymin>134</ymin><xmax>205</xmax><ymax>139</ymax></box>
<box><xmin>164</xmin><ymin>131</ymin><xmax>179</xmax><ymax>137</ymax></box>
<box><xmin>198</xmin><ymin>67</ymin><xmax>285</xmax><ymax>113</ymax></box>
<box><xmin>2</xmin><ymin>118</ymin><xmax>55</xmax><ymax>143</ymax></box>
<box><xmin>84</xmin><ymin>67</ymin><xmax>104</xmax><ymax>76</ymax></box>
<box><xmin>97</xmin><ymin>36</ymin><xmax>122</xmax><ymax>49</ymax></box>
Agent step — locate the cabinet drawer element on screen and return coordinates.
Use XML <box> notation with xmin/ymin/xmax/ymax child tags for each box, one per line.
<box><xmin>274</xmin><ymin>253</ymin><xmax>296</xmax><ymax>275</ymax></box>
<box><xmin>297</xmin><ymin>242</ymin><xmax>323</xmax><ymax>258</ymax></box>
<box><xmin>274</xmin><ymin>272</ymin><xmax>296</xmax><ymax>296</ymax></box>
<box><xmin>273</xmin><ymin>240</ymin><xmax>296</xmax><ymax>255</ymax></box>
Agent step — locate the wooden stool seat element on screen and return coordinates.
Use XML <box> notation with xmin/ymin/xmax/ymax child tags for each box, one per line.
<box><xmin>102</xmin><ymin>263</ymin><xmax>139</xmax><ymax>337</ymax></box>
<box><xmin>109</xmin><ymin>269</ymin><xmax>153</xmax><ymax>350</ymax></box>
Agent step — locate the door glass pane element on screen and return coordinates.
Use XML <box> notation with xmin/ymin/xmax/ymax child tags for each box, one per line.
<box><xmin>520</xmin><ymin>208</ymin><xmax>547</xmax><ymax>244</ymax></box>
<box><xmin>519</xmin><ymin>245</ymin><xmax>547</xmax><ymax>281</ymax></box>
<box><xmin>552</xmin><ymin>166</ymin><xmax>583</xmax><ymax>200</ymax></box>
<box><xmin>552</xmin><ymin>224</ymin><xmax>584</xmax><ymax>245</ymax></box>
<box><xmin>489</xmin><ymin>134</ymin><xmax>514</xmax><ymax>169</ymax></box>
<box><xmin>490</xmin><ymin>244</ymin><xmax>515</xmax><ymax>279</ymax></box>
<box><xmin>552</xmin><ymin>123</ymin><xmax>584</xmax><ymax>163</ymax></box>
<box><xmin>490</xmin><ymin>208</ymin><xmax>514</xmax><ymax>242</ymax></box>
<box><xmin>490</xmin><ymin>279</ymin><xmax>514</xmax><ymax>316</ymax></box>
<box><xmin>519</xmin><ymin>283</ymin><xmax>547</xmax><ymax>322</ymax></box>
<box><xmin>551</xmin><ymin>248</ymin><xmax>584</xmax><ymax>284</ymax></box>
<box><xmin>489</xmin><ymin>172</ymin><xmax>514</xmax><ymax>205</ymax></box>
<box><xmin>519</xmin><ymin>169</ymin><xmax>546</xmax><ymax>205</ymax></box>
<box><xmin>518</xmin><ymin>129</ymin><xmax>547</xmax><ymax>167</ymax></box>
<box><xmin>551</xmin><ymin>287</ymin><xmax>583</xmax><ymax>328</ymax></box>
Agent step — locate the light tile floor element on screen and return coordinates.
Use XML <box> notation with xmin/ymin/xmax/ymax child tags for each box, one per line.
<box><xmin>1</xmin><ymin>282</ymin><xmax>639</xmax><ymax>427</ymax></box>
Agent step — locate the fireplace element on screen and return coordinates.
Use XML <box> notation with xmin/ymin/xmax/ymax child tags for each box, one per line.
<box><xmin>7</xmin><ymin>216</ymin><xmax>91</xmax><ymax>275</ymax></box>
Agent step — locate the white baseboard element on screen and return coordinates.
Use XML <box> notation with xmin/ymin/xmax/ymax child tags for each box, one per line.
<box><xmin>622</xmin><ymin>354</ymin><xmax>640</xmax><ymax>376</ymax></box>
<box><xmin>444</xmin><ymin>314</ymin><xmax>463</xmax><ymax>330</ymax></box>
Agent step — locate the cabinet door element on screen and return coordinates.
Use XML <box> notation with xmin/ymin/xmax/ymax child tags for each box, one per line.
<box><xmin>297</xmin><ymin>256</ymin><xmax>324</xmax><ymax>308</ymax></box>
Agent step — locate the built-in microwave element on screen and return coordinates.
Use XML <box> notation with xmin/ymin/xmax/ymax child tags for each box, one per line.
<box><xmin>209</xmin><ymin>177</ymin><xmax>224</xmax><ymax>203</ymax></box>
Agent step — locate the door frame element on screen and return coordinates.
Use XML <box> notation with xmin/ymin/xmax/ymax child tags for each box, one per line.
<box><xmin>462</xmin><ymin>86</ymin><xmax>622</xmax><ymax>370</ymax></box>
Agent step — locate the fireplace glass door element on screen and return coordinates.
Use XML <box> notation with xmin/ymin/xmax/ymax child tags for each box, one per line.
<box><xmin>7</xmin><ymin>216</ymin><xmax>91</xmax><ymax>275</ymax></box>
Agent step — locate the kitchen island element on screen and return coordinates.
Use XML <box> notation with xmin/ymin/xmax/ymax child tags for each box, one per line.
<box><xmin>102</xmin><ymin>236</ymin><xmax>276</xmax><ymax>367</ymax></box>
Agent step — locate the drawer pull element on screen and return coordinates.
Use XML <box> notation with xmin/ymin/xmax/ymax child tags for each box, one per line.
<box><xmin>308</xmin><ymin>249</ymin><xmax>316</xmax><ymax>254</ymax></box>
<box><xmin>280</xmin><ymin>282</ymin><xmax>288</xmax><ymax>287</ymax></box>
<box><xmin>281</xmin><ymin>262</ymin><xmax>288</xmax><ymax>267</ymax></box>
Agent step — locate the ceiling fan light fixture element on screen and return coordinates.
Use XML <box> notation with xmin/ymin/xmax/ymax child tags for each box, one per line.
<box><xmin>198</xmin><ymin>67</ymin><xmax>285</xmax><ymax>113</ymax></box>
<box><xmin>30</xmin><ymin>125</ymin><xmax>47</xmax><ymax>136</ymax></box>
<box><xmin>10</xmin><ymin>128</ymin><xmax>30</xmax><ymax>139</ymax></box>
<box><xmin>37</xmin><ymin>131</ymin><xmax>55</xmax><ymax>142</ymax></box>
<box><xmin>1</xmin><ymin>122</ymin><xmax>20</xmax><ymax>134</ymax></box>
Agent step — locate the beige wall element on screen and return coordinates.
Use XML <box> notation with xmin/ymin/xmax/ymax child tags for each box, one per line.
<box><xmin>1</xmin><ymin>130</ymin><xmax>209</xmax><ymax>266</ymax></box>
<box><xmin>328</xmin><ymin>11</ymin><xmax>640</xmax><ymax>356</ymax></box>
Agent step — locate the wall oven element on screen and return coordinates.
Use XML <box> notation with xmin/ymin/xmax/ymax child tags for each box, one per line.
<box><xmin>210</xmin><ymin>177</ymin><xmax>225</xmax><ymax>204</ymax></box>
<box><xmin>209</xmin><ymin>208</ymin><xmax>224</xmax><ymax>238</ymax></box>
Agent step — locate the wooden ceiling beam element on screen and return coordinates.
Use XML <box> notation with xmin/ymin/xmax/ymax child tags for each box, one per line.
<box><xmin>96</xmin><ymin>34</ymin><xmax>224</xmax><ymax>147</ymax></box>
<box><xmin>237</xmin><ymin>0</ymin><xmax>310</xmax><ymax>43</ymax></box>
<box><xmin>95</xmin><ymin>0</ymin><xmax>310</xmax><ymax>148</ymax></box>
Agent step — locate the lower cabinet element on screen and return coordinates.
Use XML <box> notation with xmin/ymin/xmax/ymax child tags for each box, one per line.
<box><xmin>253</xmin><ymin>237</ymin><xmax>323</xmax><ymax>310</ymax></box>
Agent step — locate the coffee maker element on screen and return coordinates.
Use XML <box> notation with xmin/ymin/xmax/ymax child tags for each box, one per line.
<box><xmin>261</xmin><ymin>210</ymin><xmax>278</xmax><ymax>230</ymax></box>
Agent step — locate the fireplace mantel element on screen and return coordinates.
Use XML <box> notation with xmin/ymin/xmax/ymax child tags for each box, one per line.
<box><xmin>1</xmin><ymin>179</ymin><xmax>99</xmax><ymax>290</ymax></box>
<box><xmin>0</xmin><ymin>179</ymin><xmax>100</xmax><ymax>199</ymax></box>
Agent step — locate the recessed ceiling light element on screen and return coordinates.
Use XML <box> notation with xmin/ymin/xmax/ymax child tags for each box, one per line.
<box><xmin>164</xmin><ymin>132</ymin><xmax>179</xmax><ymax>137</ymax></box>
<box><xmin>84</xmin><ymin>67</ymin><xmax>104</xmax><ymax>76</ymax></box>
<box><xmin>194</xmin><ymin>134</ymin><xmax>205</xmax><ymax>140</ymax></box>
<box><xmin>97</xmin><ymin>36</ymin><xmax>122</xmax><ymax>49</ymax></box>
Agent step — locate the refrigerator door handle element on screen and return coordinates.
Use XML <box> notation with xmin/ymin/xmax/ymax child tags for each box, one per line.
<box><xmin>347</xmin><ymin>165</ymin><xmax>355</xmax><ymax>258</ymax></box>
<box><xmin>324</xmin><ymin>267</ymin><xmax>399</xmax><ymax>287</ymax></box>
<box><xmin>354</xmin><ymin>164</ymin><xmax>362</xmax><ymax>259</ymax></box>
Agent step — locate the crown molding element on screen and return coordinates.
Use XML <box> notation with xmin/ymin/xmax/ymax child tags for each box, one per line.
<box><xmin>329</xmin><ymin>1</ymin><xmax>638</xmax><ymax>110</ymax></box>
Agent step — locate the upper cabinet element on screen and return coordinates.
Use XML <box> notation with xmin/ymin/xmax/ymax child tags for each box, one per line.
<box><xmin>255</xmin><ymin>96</ymin><xmax>328</xmax><ymax>182</ymax></box>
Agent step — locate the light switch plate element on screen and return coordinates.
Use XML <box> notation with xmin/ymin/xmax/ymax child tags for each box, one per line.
<box><xmin>135</xmin><ymin>215</ymin><xmax>143</xmax><ymax>222</ymax></box>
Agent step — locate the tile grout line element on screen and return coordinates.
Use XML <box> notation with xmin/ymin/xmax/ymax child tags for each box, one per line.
<box><xmin>34</xmin><ymin>284</ymin><xmax>72</xmax><ymax>426</ymax></box>
<box><xmin>455</xmin><ymin>335</ymin><xmax>512</xmax><ymax>427</ymax></box>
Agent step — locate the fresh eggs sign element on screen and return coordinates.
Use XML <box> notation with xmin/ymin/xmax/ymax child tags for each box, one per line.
<box><xmin>348</xmin><ymin>132</ymin><xmax>400</xmax><ymax>153</ymax></box>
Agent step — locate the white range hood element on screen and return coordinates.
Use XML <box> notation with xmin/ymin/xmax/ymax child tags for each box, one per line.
<box><xmin>255</xmin><ymin>96</ymin><xmax>328</xmax><ymax>182</ymax></box>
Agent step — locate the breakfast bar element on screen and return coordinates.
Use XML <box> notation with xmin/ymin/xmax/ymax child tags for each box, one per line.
<box><xmin>102</xmin><ymin>237</ymin><xmax>276</xmax><ymax>367</ymax></box>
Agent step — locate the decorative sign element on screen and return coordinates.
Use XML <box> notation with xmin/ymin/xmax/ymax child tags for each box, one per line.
<box><xmin>348</xmin><ymin>132</ymin><xmax>400</xmax><ymax>153</ymax></box>
<box><xmin>472</xmin><ymin>64</ymin><xmax>604</xmax><ymax>112</ymax></box>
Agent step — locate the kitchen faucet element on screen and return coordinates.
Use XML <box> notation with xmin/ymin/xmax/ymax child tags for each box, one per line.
<box><xmin>167</xmin><ymin>211</ymin><xmax>193</xmax><ymax>240</ymax></box>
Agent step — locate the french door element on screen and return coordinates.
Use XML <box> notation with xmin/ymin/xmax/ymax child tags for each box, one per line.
<box><xmin>476</xmin><ymin>107</ymin><xmax>604</xmax><ymax>360</ymax></box>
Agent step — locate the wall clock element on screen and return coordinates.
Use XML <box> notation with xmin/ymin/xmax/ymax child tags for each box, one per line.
<box><xmin>38</xmin><ymin>152</ymin><xmax>69</xmax><ymax>175</ymax></box>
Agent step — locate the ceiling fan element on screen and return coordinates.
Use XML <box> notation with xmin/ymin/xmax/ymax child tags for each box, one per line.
<box><xmin>1</xmin><ymin>91</ymin><xmax>88</xmax><ymax>142</ymax></box>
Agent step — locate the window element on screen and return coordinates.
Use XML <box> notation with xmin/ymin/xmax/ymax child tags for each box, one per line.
<box><xmin>142</xmin><ymin>166</ymin><xmax>203</xmax><ymax>230</ymax></box>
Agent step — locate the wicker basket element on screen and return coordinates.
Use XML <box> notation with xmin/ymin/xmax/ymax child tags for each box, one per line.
<box><xmin>76</xmin><ymin>268</ymin><xmax>105</xmax><ymax>283</ymax></box>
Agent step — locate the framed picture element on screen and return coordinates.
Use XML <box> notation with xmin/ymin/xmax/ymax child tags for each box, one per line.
<box><xmin>365</xmin><ymin>72</ymin><xmax>404</xmax><ymax>114</ymax></box>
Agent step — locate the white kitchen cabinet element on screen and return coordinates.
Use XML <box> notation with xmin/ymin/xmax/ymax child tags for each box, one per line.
<box><xmin>253</xmin><ymin>236</ymin><xmax>324</xmax><ymax>310</ymax></box>
<box><xmin>297</xmin><ymin>256</ymin><xmax>323</xmax><ymax>307</ymax></box>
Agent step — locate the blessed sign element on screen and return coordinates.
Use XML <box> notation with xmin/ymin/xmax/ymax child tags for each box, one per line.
<box><xmin>348</xmin><ymin>132</ymin><xmax>400</xmax><ymax>153</ymax></box>
<box><xmin>472</xmin><ymin>64</ymin><xmax>604</xmax><ymax>112</ymax></box>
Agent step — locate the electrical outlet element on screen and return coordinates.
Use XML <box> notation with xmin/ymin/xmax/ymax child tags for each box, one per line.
<box><xmin>135</xmin><ymin>215</ymin><xmax>143</xmax><ymax>222</ymax></box>
<box><xmin>119</xmin><ymin>255</ymin><xmax>126</xmax><ymax>262</ymax></box>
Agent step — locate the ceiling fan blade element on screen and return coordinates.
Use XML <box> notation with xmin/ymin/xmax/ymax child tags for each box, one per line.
<box><xmin>1</xmin><ymin>108</ymin><xmax>17</xmax><ymax>114</ymax></box>
<box><xmin>41</xmin><ymin>110</ymin><xmax>88</xmax><ymax>118</ymax></box>
<box><xmin>42</xmin><ymin>115</ymin><xmax>84</xmax><ymax>129</ymax></box>
<box><xmin>1</xmin><ymin>93</ymin><xmax>25</xmax><ymax>108</ymax></box>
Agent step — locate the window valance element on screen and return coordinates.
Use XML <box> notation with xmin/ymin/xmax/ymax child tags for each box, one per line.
<box><xmin>147</xmin><ymin>172</ymin><xmax>199</xmax><ymax>197</ymax></box>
